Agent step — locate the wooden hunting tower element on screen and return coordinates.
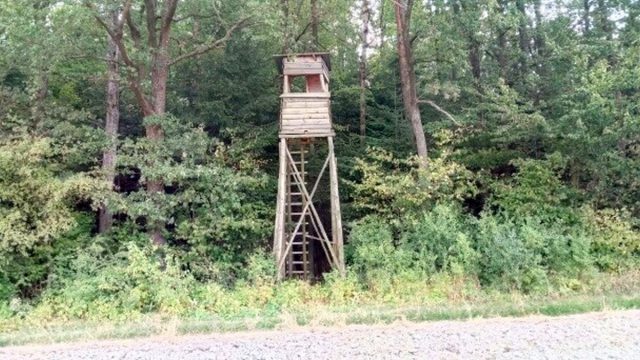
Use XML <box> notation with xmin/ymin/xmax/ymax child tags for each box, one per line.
<box><xmin>273</xmin><ymin>53</ymin><xmax>345</xmax><ymax>280</ymax></box>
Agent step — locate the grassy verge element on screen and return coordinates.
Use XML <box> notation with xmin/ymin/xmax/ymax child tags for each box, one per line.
<box><xmin>1</xmin><ymin>288</ymin><xmax>639</xmax><ymax>347</ymax></box>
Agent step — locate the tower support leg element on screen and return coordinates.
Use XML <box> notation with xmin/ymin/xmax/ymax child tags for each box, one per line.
<box><xmin>274</xmin><ymin>138</ymin><xmax>288</xmax><ymax>280</ymax></box>
<box><xmin>328</xmin><ymin>137</ymin><xmax>345</xmax><ymax>275</ymax></box>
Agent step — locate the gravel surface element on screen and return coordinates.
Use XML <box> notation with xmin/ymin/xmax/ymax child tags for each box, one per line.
<box><xmin>2</xmin><ymin>310</ymin><xmax>639</xmax><ymax>359</ymax></box>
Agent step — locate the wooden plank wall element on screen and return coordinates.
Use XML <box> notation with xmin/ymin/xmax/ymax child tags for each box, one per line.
<box><xmin>280</xmin><ymin>95</ymin><xmax>332</xmax><ymax>137</ymax></box>
<box><xmin>283</xmin><ymin>61</ymin><xmax>330</xmax><ymax>83</ymax></box>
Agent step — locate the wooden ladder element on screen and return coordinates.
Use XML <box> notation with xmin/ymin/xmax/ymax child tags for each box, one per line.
<box><xmin>286</xmin><ymin>146</ymin><xmax>312</xmax><ymax>279</ymax></box>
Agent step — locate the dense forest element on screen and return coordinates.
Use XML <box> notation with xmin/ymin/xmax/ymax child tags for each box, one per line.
<box><xmin>1</xmin><ymin>0</ymin><xmax>639</xmax><ymax>322</ymax></box>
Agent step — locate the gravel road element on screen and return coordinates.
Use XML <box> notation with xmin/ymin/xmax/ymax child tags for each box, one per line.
<box><xmin>2</xmin><ymin>310</ymin><xmax>639</xmax><ymax>359</ymax></box>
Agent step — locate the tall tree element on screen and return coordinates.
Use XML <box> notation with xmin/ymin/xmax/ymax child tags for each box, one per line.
<box><xmin>394</xmin><ymin>0</ymin><xmax>428</xmax><ymax>164</ymax></box>
<box><xmin>583</xmin><ymin>0</ymin><xmax>592</xmax><ymax>35</ymax></box>
<box><xmin>516</xmin><ymin>0</ymin><xmax>530</xmax><ymax>82</ymax></box>
<box><xmin>494</xmin><ymin>0</ymin><xmax>510</xmax><ymax>82</ymax></box>
<box><xmin>359</xmin><ymin>0</ymin><xmax>371</xmax><ymax>144</ymax></box>
<box><xmin>98</xmin><ymin>10</ymin><xmax>121</xmax><ymax>233</ymax></box>
<box><xmin>454</xmin><ymin>1</ymin><xmax>483</xmax><ymax>90</ymax></box>
<box><xmin>89</xmin><ymin>0</ymin><xmax>248</xmax><ymax>245</ymax></box>
<box><xmin>311</xmin><ymin>0</ymin><xmax>320</xmax><ymax>50</ymax></box>
<box><xmin>281</xmin><ymin>0</ymin><xmax>292</xmax><ymax>52</ymax></box>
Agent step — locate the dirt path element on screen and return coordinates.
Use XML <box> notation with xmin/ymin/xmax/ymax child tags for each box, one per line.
<box><xmin>2</xmin><ymin>309</ymin><xmax>639</xmax><ymax>359</ymax></box>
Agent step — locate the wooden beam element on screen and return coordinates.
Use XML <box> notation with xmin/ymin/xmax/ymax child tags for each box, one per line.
<box><xmin>286</xmin><ymin>148</ymin><xmax>340</xmax><ymax>268</ymax></box>
<box><xmin>328</xmin><ymin>136</ymin><xmax>345</xmax><ymax>275</ymax></box>
<box><xmin>277</xmin><ymin>148</ymin><xmax>340</xmax><ymax>272</ymax></box>
<box><xmin>274</xmin><ymin>138</ymin><xmax>288</xmax><ymax>280</ymax></box>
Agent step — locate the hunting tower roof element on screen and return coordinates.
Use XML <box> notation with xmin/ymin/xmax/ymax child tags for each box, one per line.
<box><xmin>273</xmin><ymin>52</ymin><xmax>332</xmax><ymax>74</ymax></box>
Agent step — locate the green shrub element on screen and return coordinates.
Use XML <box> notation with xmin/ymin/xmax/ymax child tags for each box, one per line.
<box><xmin>346</xmin><ymin>147</ymin><xmax>476</xmax><ymax>223</ymax></box>
<box><xmin>111</xmin><ymin>116</ymin><xmax>272</xmax><ymax>281</ymax></box>
<box><xmin>243</xmin><ymin>250</ymin><xmax>277</xmax><ymax>286</ymax></box>
<box><xmin>475</xmin><ymin>214</ymin><xmax>595</xmax><ymax>292</ymax></box>
<box><xmin>0</xmin><ymin>276</ymin><xmax>15</xmax><ymax>303</ymax></box>
<box><xmin>490</xmin><ymin>154</ymin><xmax>580</xmax><ymax>224</ymax></box>
<box><xmin>37</xmin><ymin>243</ymin><xmax>200</xmax><ymax>320</ymax></box>
<box><xmin>322</xmin><ymin>271</ymin><xmax>363</xmax><ymax>305</ymax></box>
<box><xmin>400</xmin><ymin>204</ymin><xmax>478</xmax><ymax>276</ymax></box>
<box><xmin>347</xmin><ymin>216</ymin><xmax>411</xmax><ymax>277</ymax></box>
<box><xmin>475</xmin><ymin>215</ymin><xmax>548</xmax><ymax>292</ymax></box>
<box><xmin>584</xmin><ymin>207</ymin><xmax>640</xmax><ymax>271</ymax></box>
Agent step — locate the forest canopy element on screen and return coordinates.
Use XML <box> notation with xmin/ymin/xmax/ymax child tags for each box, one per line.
<box><xmin>0</xmin><ymin>0</ymin><xmax>639</xmax><ymax>322</ymax></box>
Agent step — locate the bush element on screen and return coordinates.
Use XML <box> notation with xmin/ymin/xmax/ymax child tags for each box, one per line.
<box><xmin>243</xmin><ymin>250</ymin><xmax>277</xmax><ymax>286</ymax></box>
<box><xmin>475</xmin><ymin>215</ymin><xmax>548</xmax><ymax>292</ymax></box>
<box><xmin>490</xmin><ymin>154</ymin><xmax>580</xmax><ymax>224</ymax></box>
<box><xmin>347</xmin><ymin>216</ymin><xmax>411</xmax><ymax>277</ymax></box>
<box><xmin>111</xmin><ymin>115</ymin><xmax>273</xmax><ymax>280</ymax></box>
<box><xmin>37</xmin><ymin>243</ymin><xmax>199</xmax><ymax>320</ymax></box>
<box><xmin>475</xmin><ymin>213</ymin><xmax>594</xmax><ymax>292</ymax></box>
<box><xmin>584</xmin><ymin>207</ymin><xmax>640</xmax><ymax>271</ymax></box>
<box><xmin>346</xmin><ymin>147</ymin><xmax>476</xmax><ymax>223</ymax></box>
<box><xmin>349</xmin><ymin>204</ymin><xmax>479</xmax><ymax>281</ymax></box>
<box><xmin>400</xmin><ymin>204</ymin><xmax>478</xmax><ymax>276</ymax></box>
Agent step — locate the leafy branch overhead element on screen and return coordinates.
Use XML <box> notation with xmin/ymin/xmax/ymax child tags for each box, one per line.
<box><xmin>86</xmin><ymin>0</ymin><xmax>250</xmax><ymax>116</ymax></box>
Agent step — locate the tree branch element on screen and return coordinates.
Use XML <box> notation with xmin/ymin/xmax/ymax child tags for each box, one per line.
<box><xmin>87</xmin><ymin>0</ymin><xmax>153</xmax><ymax>116</ymax></box>
<box><xmin>145</xmin><ymin>0</ymin><xmax>157</xmax><ymax>48</ymax></box>
<box><xmin>126</xmin><ymin>8</ymin><xmax>142</xmax><ymax>48</ymax></box>
<box><xmin>418</xmin><ymin>99</ymin><xmax>461</xmax><ymax>126</ymax></box>
<box><xmin>160</xmin><ymin>0</ymin><xmax>179</xmax><ymax>47</ymax></box>
<box><xmin>169</xmin><ymin>17</ymin><xmax>251</xmax><ymax>66</ymax></box>
<box><xmin>294</xmin><ymin>22</ymin><xmax>312</xmax><ymax>43</ymax></box>
<box><xmin>88</xmin><ymin>1</ymin><xmax>136</xmax><ymax>69</ymax></box>
<box><xmin>174</xmin><ymin>12</ymin><xmax>218</xmax><ymax>23</ymax></box>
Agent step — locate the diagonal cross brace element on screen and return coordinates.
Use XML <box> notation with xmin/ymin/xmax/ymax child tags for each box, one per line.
<box><xmin>277</xmin><ymin>147</ymin><xmax>340</xmax><ymax>273</ymax></box>
<box><xmin>286</xmin><ymin>149</ymin><xmax>340</xmax><ymax>268</ymax></box>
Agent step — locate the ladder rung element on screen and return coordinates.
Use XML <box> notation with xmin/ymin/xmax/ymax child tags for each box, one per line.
<box><xmin>289</xmin><ymin>151</ymin><xmax>308</xmax><ymax>154</ymax></box>
<box><xmin>290</xmin><ymin>261</ymin><xmax>308</xmax><ymax>265</ymax></box>
<box><xmin>293</xmin><ymin>232</ymin><xmax>309</xmax><ymax>238</ymax></box>
<box><xmin>286</xmin><ymin>202</ymin><xmax>304</xmax><ymax>205</ymax></box>
<box><xmin>291</xmin><ymin>251</ymin><xmax>306</xmax><ymax>255</ymax></box>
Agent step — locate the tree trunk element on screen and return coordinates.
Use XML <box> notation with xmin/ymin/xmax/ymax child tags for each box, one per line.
<box><xmin>533</xmin><ymin>0</ymin><xmax>545</xmax><ymax>52</ymax></box>
<box><xmin>532</xmin><ymin>0</ymin><xmax>547</xmax><ymax>105</ymax></box>
<box><xmin>496</xmin><ymin>1</ymin><xmax>509</xmax><ymax>82</ymax></box>
<box><xmin>583</xmin><ymin>0</ymin><xmax>591</xmax><ymax>35</ymax></box>
<box><xmin>596</xmin><ymin>0</ymin><xmax>612</xmax><ymax>40</ymax></box>
<box><xmin>516</xmin><ymin>0</ymin><xmax>530</xmax><ymax>80</ymax></box>
<box><xmin>516</xmin><ymin>0</ymin><xmax>530</xmax><ymax>55</ymax></box>
<box><xmin>468</xmin><ymin>39</ymin><xmax>482</xmax><ymax>83</ymax></box>
<box><xmin>455</xmin><ymin>1</ymin><xmax>482</xmax><ymax>90</ymax></box>
<box><xmin>31</xmin><ymin>70</ymin><xmax>48</xmax><ymax>131</ymax></box>
<box><xmin>311</xmin><ymin>0</ymin><xmax>319</xmax><ymax>50</ymax></box>
<box><xmin>394</xmin><ymin>0</ymin><xmax>428</xmax><ymax>165</ymax></box>
<box><xmin>359</xmin><ymin>0</ymin><xmax>370</xmax><ymax>144</ymax></box>
<box><xmin>144</xmin><ymin>4</ymin><xmax>174</xmax><ymax>247</ymax></box>
<box><xmin>91</xmin><ymin>0</ymin><xmax>242</xmax><ymax>247</ymax></box>
<box><xmin>281</xmin><ymin>0</ymin><xmax>291</xmax><ymax>52</ymax></box>
<box><xmin>98</xmin><ymin>16</ymin><xmax>120</xmax><ymax>234</ymax></box>
<box><xmin>379</xmin><ymin>0</ymin><xmax>386</xmax><ymax>48</ymax></box>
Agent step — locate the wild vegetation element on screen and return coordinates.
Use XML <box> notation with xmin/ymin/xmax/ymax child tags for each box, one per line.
<box><xmin>1</xmin><ymin>0</ymin><xmax>639</xmax><ymax>333</ymax></box>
